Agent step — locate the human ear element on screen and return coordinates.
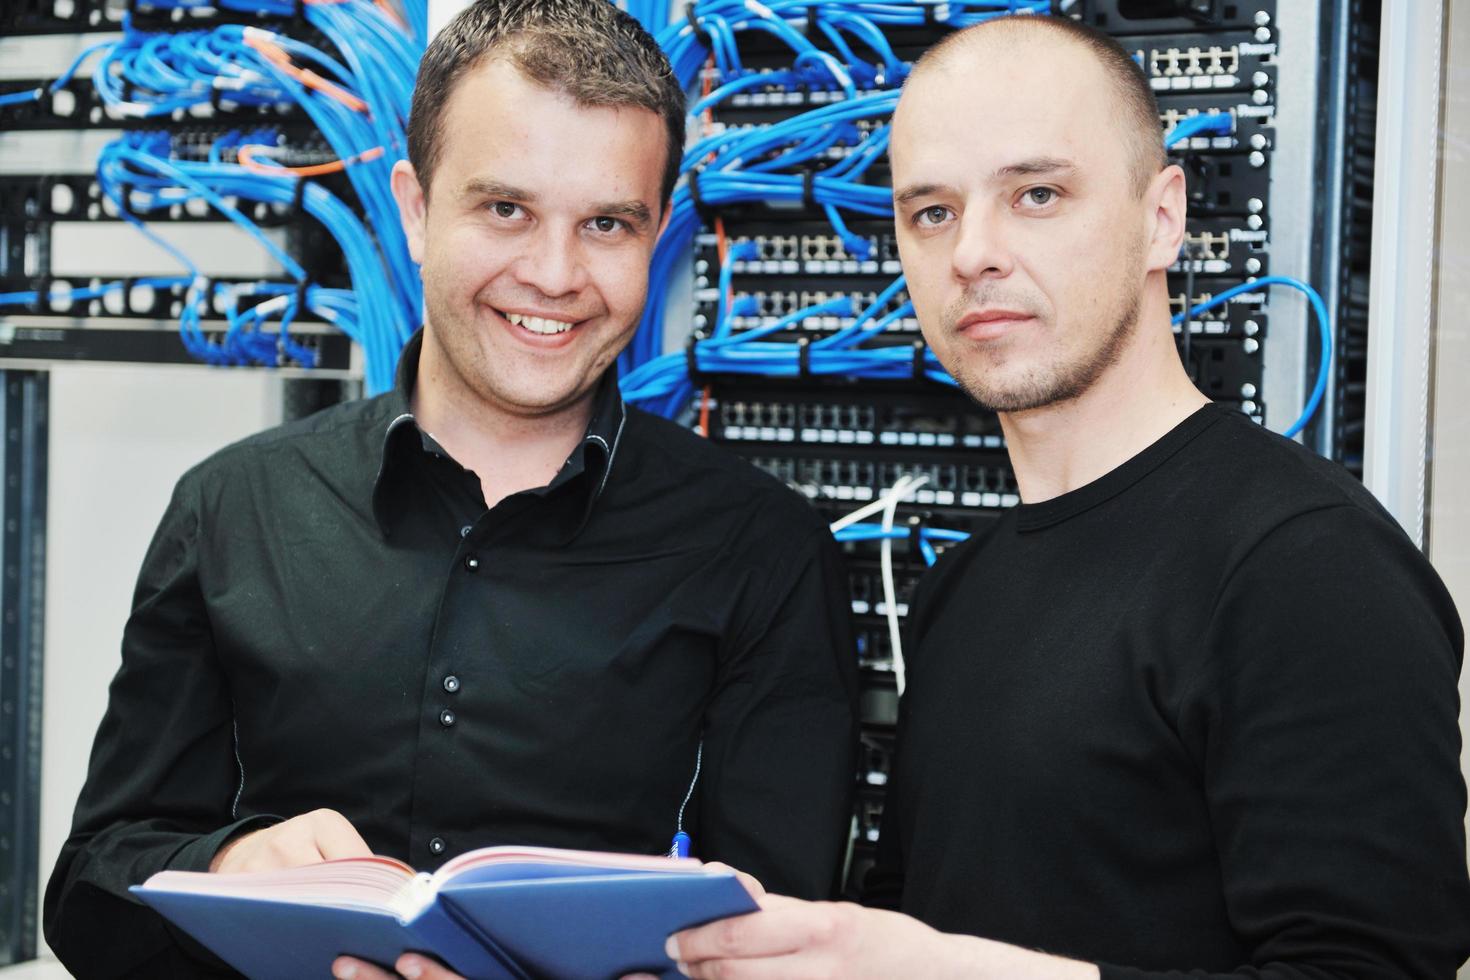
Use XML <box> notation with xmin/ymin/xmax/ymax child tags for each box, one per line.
<box><xmin>1143</xmin><ymin>164</ymin><xmax>1187</xmax><ymax>273</ymax></box>
<box><xmin>390</xmin><ymin>160</ymin><xmax>429</xmax><ymax>265</ymax></box>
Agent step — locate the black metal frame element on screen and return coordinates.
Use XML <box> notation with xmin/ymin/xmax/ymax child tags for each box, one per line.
<box><xmin>0</xmin><ymin>370</ymin><xmax>47</xmax><ymax>966</ymax></box>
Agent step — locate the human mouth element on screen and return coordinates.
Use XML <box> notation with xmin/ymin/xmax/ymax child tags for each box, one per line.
<box><xmin>955</xmin><ymin>309</ymin><xmax>1036</xmax><ymax>342</ymax></box>
<box><xmin>500</xmin><ymin>310</ymin><xmax>578</xmax><ymax>335</ymax></box>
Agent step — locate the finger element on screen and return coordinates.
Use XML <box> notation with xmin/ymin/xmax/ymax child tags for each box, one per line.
<box><xmin>394</xmin><ymin>953</ymin><xmax>465</xmax><ymax>979</ymax></box>
<box><xmin>309</xmin><ymin>809</ymin><xmax>374</xmax><ymax>861</ymax></box>
<box><xmin>669</xmin><ymin>896</ymin><xmax>826</xmax><ymax>964</ymax></box>
<box><xmin>331</xmin><ymin>955</ymin><xmax>398</xmax><ymax>980</ymax></box>
<box><xmin>701</xmin><ymin>862</ymin><xmax>766</xmax><ymax>899</ymax></box>
<box><xmin>680</xmin><ymin>952</ymin><xmax>819</xmax><ymax>980</ymax></box>
<box><xmin>240</xmin><ymin>830</ymin><xmax>327</xmax><ymax>873</ymax></box>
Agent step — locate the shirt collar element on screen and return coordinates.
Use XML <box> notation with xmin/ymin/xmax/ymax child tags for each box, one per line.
<box><xmin>371</xmin><ymin>329</ymin><xmax>628</xmax><ymax>537</ymax></box>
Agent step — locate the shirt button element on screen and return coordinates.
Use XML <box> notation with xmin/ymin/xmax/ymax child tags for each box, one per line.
<box><xmin>443</xmin><ymin>675</ymin><xmax>460</xmax><ymax>694</ymax></box>
<box><xmin>460</xmin><ymin>525</ymin><xmax>472</xmax><ymax>538</ymax></box>
<box><xmin>463</xmin><ymin>555</ymin><xmax>480</xmax><ymax>572</ymax></box>
<box><xmin>429</xmin><ymin>836</ymin><xmax>446</xmax><ymax>855</ymax></box>
<box><xmin>439</xmin><ymin>708</ymin><xmax>456</xmax><ymax>727</ymax></box>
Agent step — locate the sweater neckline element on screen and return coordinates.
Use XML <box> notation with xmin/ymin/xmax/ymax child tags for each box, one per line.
<box><xmin>1014</xmin><ymin>402</ymin><xmax>1225</xmax><ymax>532</ymax></box>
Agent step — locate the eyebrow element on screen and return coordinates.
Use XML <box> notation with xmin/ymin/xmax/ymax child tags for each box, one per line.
<box><xmin>461</xmin><ymin>178</ymin><xmax>535</xmax><ymax>202</ymax></box>
<box><xmin>592</xmin><ymin>199</ymin><xmax>654</xmax><ymax>230</ymax></box>
<box><xmin>894</xmin><ymin>158</ymin><xmax>1081</xmax><ymax>206</ymax></box>
<box><xmin>460</xmin><ymin>179</ymin><xmax>653</xmax><ymax>230</ymax></box>
<box><xmin>893</xmin><ymin>182</ymin><xmax>953</xmax><ymax>206</ymax></box>
<box><xmin>991</xmin><ymin>157</ymin><xmax>1078</xmax><ymax>180</ymax></box>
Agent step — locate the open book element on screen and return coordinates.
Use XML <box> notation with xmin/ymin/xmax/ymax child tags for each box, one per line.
<box><xmin>131</xmin><ymin>844</ymin><xmax>759</xmax><ymax>980</ymax></box>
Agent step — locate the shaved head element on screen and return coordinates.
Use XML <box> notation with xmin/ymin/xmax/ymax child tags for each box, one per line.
<box><xmin>908</xmin><ymin>15</ymin><xmax>1166</xmax><ymax>196</ymax></box>
<box><xmin>887</xmin><ymin>10</ymin><xmax>1189</xmax><ymax>420</ymax></box>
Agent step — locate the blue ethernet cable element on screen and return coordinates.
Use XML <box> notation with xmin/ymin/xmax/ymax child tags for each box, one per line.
<box><xmin>0</xmin><ymin>37</ymin><xmax>116</xmax><ymax>108</ymax></box>
<box><xmin>1173</xmin><ymin>275</ymin><xmax>1333</xmax><ymax>439</ymax></box>
<box><xmin>71</xmin><ymin>1</ymin><xmax>423</xmax><ymax>383</ymax></box>
<box><xmin>660</xmin><ymin>1</ymin><xmax>1049</xmax><ymax>89</ymax></box>
<box><xmin>1164</xmin><ymin>112</ymin><xmax>1234</xmax><ymax>148</ymax></box>
<box><xmin>834</xmin><ymin>522</ymin><xmax>970</xmax><ymax>566</ymax></box>
<box><xmin>97</xmin><ymin>132</ymin><xmax>405</xmax><ymax>391</ymax></box>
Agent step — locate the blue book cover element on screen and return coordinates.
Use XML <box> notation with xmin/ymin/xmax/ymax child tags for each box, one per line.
<box><xmin>131</xmin><ymin>845</ymin><xmax>758</xmax><ymax>980</ymax></box>
<box><xmin>439</xmin><ymin>872</ymin><xmax>758</xmax><ymax>980</ymax></box>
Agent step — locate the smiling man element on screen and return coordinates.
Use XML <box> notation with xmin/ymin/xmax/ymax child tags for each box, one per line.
<box><xmin>44</xmin><ymin>3</ymin><xmax>857</xmax><ymax>976</ymax></box>
<box><xmin>662</xmin><ymin>14</ymin><xmax>1470</xmax><ymax>980</ymax></box>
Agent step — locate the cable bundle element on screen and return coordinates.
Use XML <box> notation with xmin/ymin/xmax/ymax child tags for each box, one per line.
<box><xmin>0</xmin><ymin>0</ymin><xmax>424</xmax><ymax>391</ymax></box>
<box><xmin>658</xmin><ymin>0</ymin><xmax>1051</xmax><ymax>89</ymax></box>
<box><xmin>624</xmin><ymin>7</ymin><xmax>1335</xmax><ymax>438</ymax></box>
<box><xmin>94</xmin><ymin>129</ymin><xmax>404</xmax><ymax>389</ymax></box>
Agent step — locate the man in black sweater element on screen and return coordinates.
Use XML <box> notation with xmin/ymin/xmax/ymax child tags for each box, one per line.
<box><xmin>664</xmin><ymin>14</ymin><xmax>1470</xmax><ymax>980</ymax></box>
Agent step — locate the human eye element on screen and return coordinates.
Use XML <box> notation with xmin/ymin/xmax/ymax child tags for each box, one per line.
<box><xmin>489</xmin><ymin>201</ymin><xmax>525</xmax><ymax>219</ymax></box>
<box><xmin>910</xmin><ymin>205</ymin><xmax>952</xmax><ymax>229</ymax></box>
<box><xmin>1017</xmin><ymin>186</ymin><xmax>1060</xmax><ymax>209</ymax></box>
<box><xmin>586</xmin><ymin>215</ymin><xmax>630</xmax><ymax>236</ymax></box>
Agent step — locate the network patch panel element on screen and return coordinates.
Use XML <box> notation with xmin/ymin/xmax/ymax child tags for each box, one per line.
<box><xmin>854</xmin><ymin>624</ymin><xmax>897</xmax><ymax>673</ymax></box>
<box><xmin>1</xmin><ymin>0</ymin><xmax>118</xmax><ymax>35</ymax></box>
<box><xmin>1176</xmin><ymin>153</ymin><xmax>1271</xmax><ymax>218</ymax></box>
<box><xmin>0</xmin><ymin>318</ymin><xmax>355</xmax><ymax>368</ymax></box>
<box><xmin>847</xmin><ymin>560</ymin><xmax>925</xmax><ymax>618</ymax></box>
<box><xmin>846</xmin><ymin>761</ymin><xmax>891</xmax><ymax>890</ymax></box>
<box><xmin>1174</xmin><ymin>216</ymin><xmax>1269</xmax><ymax>277</ymax></box>
<box><xmin>747</xmin><ymin>451</ymin><xmax>1020</xmax><ymax>514</ymax></box>
<box><xmin>1168</xmin><ymin>281</ymin><xmax>1268</xmax><ymax>330</ymax></box>
<box><xmin>703</xmin><ymin>289</ymin><xmax>917</xmax><ymax>337</ymax></box>
<box><xmin>712</xmin><ymin>225</ymin><xmax>903</xmax><ymax>275</ymax></box>
<box><xmin>1159</xmin><ymin>96</ymin><xmax>1274</xmax><ymax>152</ymax></box>
<box><xmin>1081</xmin><ymin>1</ymin><xmax>1274</xmax><ymax>35</ymax></box>
<box><xmin>1129</xmin><ymin>37</ymin><xmax>1268</xmax><ymax>90</ymax></box>
<box><xmin>1181</xmin><ymin>336</ymin><xmax>1263</xmax><ymax>412</ymax></box>
<box><xmin>706</xmin><ymin>385</ymin><xmax>1008</xmax><ymax>451</ymax></box>
<box><xmin>858</xmin><ymin>731</ymin><xmax>896</xmax><ymax>788</ymax></box>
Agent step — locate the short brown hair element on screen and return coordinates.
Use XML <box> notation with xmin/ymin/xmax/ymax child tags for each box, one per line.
<box><xmin>913</xmin><ymin>15</ymin><xmax>1167</xmax><ymax>194</ymax></box>
<box><xmin>407</xmin><ymin>0</ymin><xmax>686</xmax><ymax>206</ymax></box>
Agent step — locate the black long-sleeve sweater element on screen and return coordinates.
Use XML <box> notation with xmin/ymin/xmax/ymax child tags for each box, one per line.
<box><xmin>867</xmin><ymin>403</ymin><xmax>1470</xmax><ymax>978</ymax></box>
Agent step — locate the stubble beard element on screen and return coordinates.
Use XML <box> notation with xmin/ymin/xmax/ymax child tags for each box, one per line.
<box><xmin>941</xmin><ymin>277</ymin><xmax>1143</xmax><ymax>414</ymax></box>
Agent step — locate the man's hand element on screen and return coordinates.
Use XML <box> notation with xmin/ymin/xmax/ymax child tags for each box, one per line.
<box><xmin>210</xmin><ymin>808</ymin><xmax>371</xmax><ymax>873</ymax></box>
<box><xmin>700</xmin><ymin>861</ymin><xmax>766</xmax><ymax>900</ymax></box>
<box><xmin>331</xmin><ymin>953</ymin><xmax>460</xmax><ymax>979</ymax></box>
<box><xmin>657</xmin><ymin>894</ymin><xmax>1102</xmax><ymax>980</ymax></box>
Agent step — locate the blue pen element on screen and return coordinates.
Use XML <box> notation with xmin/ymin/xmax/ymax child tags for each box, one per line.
<box><xmin>670</xmin><ymin>831</ymin><xmax>691</xmax><ymax>859</ymax></box>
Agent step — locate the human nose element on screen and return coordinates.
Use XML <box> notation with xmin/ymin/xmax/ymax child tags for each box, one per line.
<box><xmin>513</xmin><ymin>222</ymin><xmax>586</xmax><ymax>298</ymax></box>
<box><xmin>950</xmin><ymin>206</ymin><xmax>1014</xmax><ymax>284</ymax></box>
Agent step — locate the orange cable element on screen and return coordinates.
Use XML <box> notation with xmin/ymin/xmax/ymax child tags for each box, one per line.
<box><xmin>373</xmin><ymin>0</ymin><xmax>407</xmax><ymax>28</ymax></box>
<box><xmin>237</xmin><ymin>143</ymin><xmax>384</xmax><ymax>177</ymax></box>
<box><xmin>245</xmin><ymin>35</ymin><xmax>369</xmax><ymax>114</ymax></box>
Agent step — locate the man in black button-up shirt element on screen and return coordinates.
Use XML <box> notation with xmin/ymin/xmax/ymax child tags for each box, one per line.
<box><xmin>44</xmin><ymin>3</ymin><xmax>857</xmax><ymax>976</ymax></box>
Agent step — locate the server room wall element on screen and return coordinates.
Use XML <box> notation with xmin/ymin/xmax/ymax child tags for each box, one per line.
<box><xmin>38</xmin><ymin>369</ymin><xmax>281</xmax><ymax>967</ymax></box>
<box><xmin>0</xmin><ymin>0</ymin><xmax>1466</xmax><ymax>973</ymax></box>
